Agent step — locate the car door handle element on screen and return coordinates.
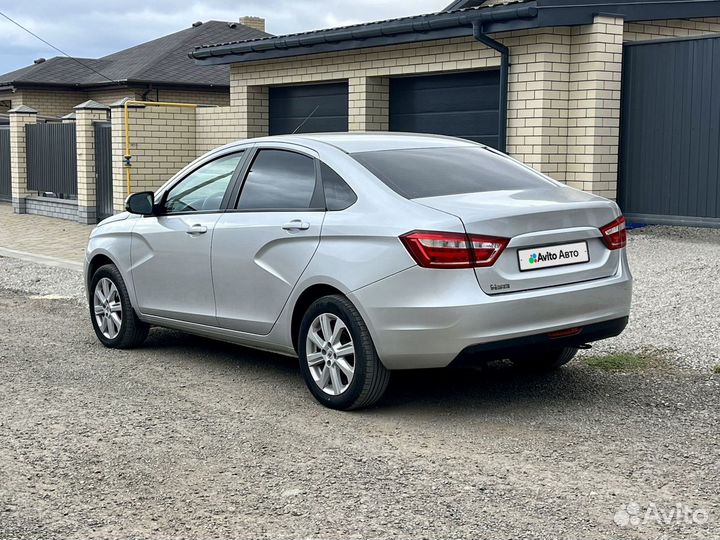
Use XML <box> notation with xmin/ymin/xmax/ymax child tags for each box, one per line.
<box><xmin>282</xmin><ymin>219</ymin><xmax>310</xmax><ymax>231</ymax></box>
<box><xmin>186</xmin><ymin>224</ymin><xmax>208</xmax><ymax>235</ymax></box>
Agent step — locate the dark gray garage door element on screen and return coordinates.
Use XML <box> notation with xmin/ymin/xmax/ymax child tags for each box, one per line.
<box><xmin>619</xmin><ymin>35</ymin><xmax>720</xmax><ymax>227</ymax></box>
<box><xmin>269</xmin><ymin>82</ymin><xmax>348</xmax><ymax>135</ymax></box>
<box><xmin>389</xmin><ymin>70</ymin><xmax>500</xmax><ymax>148</ymax></box>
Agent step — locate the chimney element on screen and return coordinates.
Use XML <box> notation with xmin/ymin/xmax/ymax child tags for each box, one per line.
<box><xmin>239</xmin><ymin>16</ymin><xmax>265</xmax><ymax>33</ymax></box>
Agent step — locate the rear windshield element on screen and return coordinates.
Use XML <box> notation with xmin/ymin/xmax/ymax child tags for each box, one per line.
<box><xmin>351</xmin><ymin>146</ymin><xmax>555</xmax><ymax>199</ymax></box>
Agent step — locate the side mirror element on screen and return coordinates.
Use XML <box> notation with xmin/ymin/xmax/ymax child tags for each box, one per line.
<box><xmin>125</xmin><ymin>191</ymin><xmax>155</xmax><ymax>216</ymax></box>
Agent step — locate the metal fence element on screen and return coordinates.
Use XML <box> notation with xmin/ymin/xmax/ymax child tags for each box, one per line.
<box><xmin>0</xmin><ymin>127</ymin><xmax>10</xmax><ymax>201</ymax></box>
<box><xmin>26</xmin><ymin>122</ymin><xmax>77</xmax><ymax>196</ymax></box>
<box><xmin>94</xmin><ymin>122</ymin><xmax>113</xmax><ymax>220</ymax></box>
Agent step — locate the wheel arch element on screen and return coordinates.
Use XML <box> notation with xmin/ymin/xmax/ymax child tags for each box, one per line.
<box><xmin>87</xmin><ymin>253</ymin><xmax>116</xmax><ymax>289</ymax></box>
<box><xmin>290</xmin><ymin>283</ymin><xmax>347</xmax><ymax>353</ymax></box>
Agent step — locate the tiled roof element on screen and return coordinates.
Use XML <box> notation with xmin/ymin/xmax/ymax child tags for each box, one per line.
<box><xmin>0</xmin><ymin>20</ymin><xmax>269</xmax><ymax>89</ymax></box>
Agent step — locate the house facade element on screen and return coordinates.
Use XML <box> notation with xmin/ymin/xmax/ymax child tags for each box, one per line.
<box><xmin>188</xmin><ymin>0</ymin><xmax>720</xmax><ymax>227</ymax></box>
<box><xmin>0</xmin><ymin>17</ymin><xmax>269</xmax><ymax>118</ymax></box>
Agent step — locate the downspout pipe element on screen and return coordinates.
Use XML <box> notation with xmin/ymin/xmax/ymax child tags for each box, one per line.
<box><xmin>472</xmin><ymin>21</ymin><xmax>509</xmax><ymax>153</ymax></box>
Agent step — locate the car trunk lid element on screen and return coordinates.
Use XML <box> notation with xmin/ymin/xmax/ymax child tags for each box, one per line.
<box><xmin>414</xmin><ymin>187</ymin><xmax>622</xmax><ymax>294</ymax></box>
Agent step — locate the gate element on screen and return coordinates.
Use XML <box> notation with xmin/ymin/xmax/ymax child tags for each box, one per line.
<box><xmin>619</xmin><ymin>35</ymin><xmax>720</xmax><ymax>226</ymax></box>
<box><xmin>26</xmin><ymin>122</ymin><xmax>77</xmax><ymax>196</ymax></box>
<box><xmin>94</xmin><ymin>122</ymin><xmax>113</xmax><ymax>220</ymax></box>
<box><xmin>0</xmin><ymin>127</ymin><xmax>10</xmax><ymax>201</ymax></box>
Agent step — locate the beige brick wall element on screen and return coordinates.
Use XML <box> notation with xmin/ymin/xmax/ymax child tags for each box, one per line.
<box><xmin>349</xmin><ymin>76</ymin><xmax>389</xmax><ymax>131</ymax></box>
<box><xmin>565</xmin><ymin>16</ymin><xmax>624</xmax><ymax>198</ymax></box>
<box><xmin>14</xmin><ymin>89</ymin><xmax>86</xmax><ymax>118</ymax></box>
<box><xmin>624</xmin><ymin>17</ymin><xmax>720</xmax><ymax>41</ymax></box>
<box><xmin>196</xmin><ymin>106</ymin><xmax>245</xmax><ymax>154</ymax></box>
<box><xmin>8</xmin><ymin>110</ymin><xmax>37</xmax><ymax>211</ymax></box>
<box><xmin>154</xmin><ymin>88</ymin><xmax>230</xmax><ymax>107</ymax></box>
<box><xmin>505</xmin><ymin>28</ymin><xmax>572</xmax><ymax>180</ymax></box>
<box><xmin>88</xmin><ymin>89</ymin><xmax>140</xmax><ymax>106</ymax></box>
<box><xmin>75</xmin><ymin>108</ymin><xmax>109</xmax><ymax>221</ymax></box>
<box><xmin>111</xmin><ymin>104</ymin><xmax>197</xmax><ymax>212</ymax></box>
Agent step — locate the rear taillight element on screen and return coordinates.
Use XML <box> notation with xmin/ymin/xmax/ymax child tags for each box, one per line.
<box><xmin>600</xmin><ymin>216</ymin><xmax>627</xmax><ymax>250</ymax></box>
<box><xmin>400</xmin><ymin>231</ymin><xmax>508</xmax><ymax>269</ymax></box>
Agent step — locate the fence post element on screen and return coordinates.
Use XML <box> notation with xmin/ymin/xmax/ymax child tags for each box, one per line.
<box><xmin>75</xmin><ymin>100</ymin><xmax>110</xmax><ymax>224</ymax></box>
<box><xmin>8</xmin><ymin>105</ymin><xmax>37</xmax><ymax>214</ymax></box>
<box><xmin>109</xmin><ymin>98</ymin><xmax>142</xmax><ymax>213</ymax></box>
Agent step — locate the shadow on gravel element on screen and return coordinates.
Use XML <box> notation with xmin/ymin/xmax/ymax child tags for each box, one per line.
<box><xmin>139</xmin><ymin>328</ymin><xmax>611</xmax><ymax>417</ymax></box>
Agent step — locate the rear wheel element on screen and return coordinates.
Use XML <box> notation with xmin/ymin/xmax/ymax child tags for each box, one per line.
<box><xmin>298</xmin><ymin>295</ymin><xmax>390</xmax><ymax>410</ymax></box>
<box><xmin>510</xmin><ymin>346</ymin><xmax>578</xmax><ymax>372</ymax></box>
<box><xmin>90</xmin><ymin>264</ymin><xmax>149</xmax><ymax>349</ymax></box>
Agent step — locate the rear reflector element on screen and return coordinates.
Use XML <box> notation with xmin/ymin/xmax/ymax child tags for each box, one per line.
<box><xmin>400</xmin><ymin>230</ymin><xmax>508</xmax><ymax>269</ymax></box>
<box><xmin>600</xmin><ymin>216</ymin><xmax>627</xmax><ymax>250</ymax></box>
<box><xmin>547</xmin><ymin>327</ymin><xmax>582</xmax><ymax>339</ymax></box>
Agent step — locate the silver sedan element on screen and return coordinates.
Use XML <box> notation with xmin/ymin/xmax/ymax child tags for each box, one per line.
<box><xmin>85</xmin><ymin>133</ymin><xmax>632</xmax><ymax>410</ymax></box>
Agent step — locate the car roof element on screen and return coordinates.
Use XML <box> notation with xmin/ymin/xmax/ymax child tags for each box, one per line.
<box><xmin>244</xmin><ymin>132</ymin><xmax>480</xmax><ymax>153</ymax></box>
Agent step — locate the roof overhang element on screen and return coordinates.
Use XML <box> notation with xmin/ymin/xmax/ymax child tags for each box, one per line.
<box><xmin>191</xmin><ymin>0</ymin><xmax>720</xmax><ymax>65</ymax></box>
<box><xmin>0</xmin><ymin>80</ymin><xmax>230</xmax><ymax>92</ymax></box>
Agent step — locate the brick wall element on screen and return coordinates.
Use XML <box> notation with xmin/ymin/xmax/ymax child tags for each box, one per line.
<box><xmin>111</xmin><ymin>104</ymin><xmax>196</xmax><ymax>212</ymax></box>
<box><xmin>153</xmin><ymin>88</ymin><xmax>230</xmax><ymax>107</ymax></box>
<box><xmin>88</xmin><ymin>89</ymin><xmax>140</xmax><ymax>106</ymax></box>
<box><xmin>14</xmin><ymin>89</ymin><xmax>86</xmax><ymax>118</ymax></box>
<box><xmin>24</xmin><ymin>195</ymin><xmax>78</xmax><ymax>221</ymax></box>
<box><xmin>624</xmin><ymin>17</ymin><xmax>720</xmax><ymax>41</ymax></box>
<box><xmin>196</xmin><ymin>106</ymin><xmax>245</xmax><ymax>154</ymax></box>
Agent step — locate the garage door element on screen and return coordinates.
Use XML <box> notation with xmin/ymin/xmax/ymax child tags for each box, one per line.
<box><xmin>619</xmin><ymin>35</ymin><xmax>720</xmax><ymax>227</ymax></box>
<box><xmin>389</xmin><ymin>70</ymin><xmax>500</xmax><ymax>148</ymax></box>
<box><xmin>269</xmin><ymin>82</ymin><xmax>348</xmax><ymax>135</ymax></box>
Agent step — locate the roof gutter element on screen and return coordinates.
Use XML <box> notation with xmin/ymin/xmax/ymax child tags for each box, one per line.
<box><xmin>191</xmin><ymin>4</ymin><xmax>538</xmax><ymax>62</ymax></box>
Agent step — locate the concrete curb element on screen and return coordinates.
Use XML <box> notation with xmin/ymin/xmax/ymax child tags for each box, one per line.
<box><xmin>0</xmin><ymin>247</ymin><xmax>83</xmax><ymax>272</ymax></box>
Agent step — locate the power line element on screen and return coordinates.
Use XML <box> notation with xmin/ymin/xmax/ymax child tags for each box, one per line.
<box><xmin>0</xmin><ymin>10</ymin><xmax>119</xmax><ymax>84</ymax></box>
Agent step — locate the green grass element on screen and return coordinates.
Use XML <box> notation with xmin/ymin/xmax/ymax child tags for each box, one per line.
<box><xmin>713</xmin><ymin>364</ymin><xmax>720</xmax><ymax>375</ymax></box>
<box><xmin>583</xmin><ymin>349</ymin><xmax>668</xmax><ymax>372</ymax></box>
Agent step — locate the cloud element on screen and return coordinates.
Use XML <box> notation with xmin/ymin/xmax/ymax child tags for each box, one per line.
<box><xmin>0</xmin><ymin>1</ymin><xmax>446</xmax><ymax>73</ymax></box>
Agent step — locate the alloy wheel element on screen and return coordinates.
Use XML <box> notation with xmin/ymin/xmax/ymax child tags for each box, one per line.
<box><xmin>305</xmin><ymin>313</ymin><xmax>355</xmax><ymax>396</ymax></box>
<box><xmin>93</xmin><ymin>277</ymin><xmax>122</xmax><ymax>339</ymax></box>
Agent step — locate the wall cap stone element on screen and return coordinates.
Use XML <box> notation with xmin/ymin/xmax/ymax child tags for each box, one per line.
<box><xmin>61</xmin><ymin>112</ymin><xmax>77</xmax><ymax>120</ymax></box>
<box><xmin>108</xmin><ymin>97</ymin><xmax>144</xmax><ymax>108</ymax></box>
<box><xmin>8</xmin><ymin>105</ymin><xmax>37</xmax><ymax>114</ymax></box>
<box><xmin>74</xmin><ymin>99</ymin><xmax>110</xmax><ymax>111</ymax></box>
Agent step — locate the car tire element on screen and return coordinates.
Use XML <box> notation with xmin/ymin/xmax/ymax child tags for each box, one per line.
<box><xmin>510</xmin><ymin>346</ymin><xmax>578</xmax><ymax>372</ymax></box>
<box><xmin>89</xmin><ymin>264</ymin><xmax>149</xmax><ymax>349</ymax></box>
<box><xmin>298</xmin><ymin>295</ymin><xmax>390</xmax><ymax>410</ymax></box>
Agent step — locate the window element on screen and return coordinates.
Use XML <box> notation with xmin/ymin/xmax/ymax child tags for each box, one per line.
<box><xmin>237</xmin><ymin>150</ymin><xmax>321</xmax><ymax>210</ymax></box>
<box><xmin>164</xmin><ymin>153</ymin><xmax>244</xmax><ymax>213</ymax></box>
<box><xmin>321</xmin><ymin>163</ymin><xmax>356</xmax><ymax>210</ymax></box>
<box><xmin>351</xmin><ymin>146</ymin><xmax>556</xmax><ymax>199</ymax></box>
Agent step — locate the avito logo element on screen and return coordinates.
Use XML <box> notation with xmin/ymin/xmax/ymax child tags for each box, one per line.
<box><xmin>529</xmin><ymin>249</ymin><xmax>580</xmax><ymax>265</ymax></box>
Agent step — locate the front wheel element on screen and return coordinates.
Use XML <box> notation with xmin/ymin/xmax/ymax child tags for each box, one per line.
<box><xmin>89</xmin><ymin>264</ymin><xmax>149</xmax><ymax>349</ymax></box>
<box><xmin>510</xmin><ymin>346</ymin><xmax>578</xmax><ymax>372</ymax></box>
<box><xmin>298</xmin><ymin>295</ymin><xmax>390</xmax><ymax>410</ymax></box>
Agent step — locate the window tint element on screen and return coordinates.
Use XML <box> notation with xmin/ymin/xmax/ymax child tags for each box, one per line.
<box><xmin>321</xmin><ymin>162</ymin><xmax>357</xmax><ymax>210</ymax></box>
<box><xmin>164</xmin><ymin>153</ymin><xmax>243</xmax><ymax>213</ymax></box>
<box><xmin>237</xmin><ymin>150</ymin><xmax>320</xmax><ymax>210</ymax></box>
<box><xmin>351</xmin><ymin>147</ymin><xmax>555</xmax><ymax>199</ymax></box>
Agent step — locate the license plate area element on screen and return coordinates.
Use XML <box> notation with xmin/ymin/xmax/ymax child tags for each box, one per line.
<box><xmin>518</xmin><ymin>241</ymin><xmax>590</xmax><ymax>272</ymax></box>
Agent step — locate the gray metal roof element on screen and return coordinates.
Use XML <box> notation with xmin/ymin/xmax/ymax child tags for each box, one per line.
<box><xmin>191</xmin><ymin>0</ymin><xmax>720</xmax><ymax>65</ymax></box>
<box><xmin>0</xmin><ymin>20</ymin><xmax>269</xmax><ymax>90</ymax></box>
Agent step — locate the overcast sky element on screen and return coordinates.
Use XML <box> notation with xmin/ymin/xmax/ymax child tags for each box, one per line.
<box><xmin>0</xmin><ymin>1</ymin><xmax>446</xmax><ymax>74</ymax></box>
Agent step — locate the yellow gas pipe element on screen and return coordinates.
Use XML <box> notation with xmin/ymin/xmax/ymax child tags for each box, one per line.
<box><xmin>123</xmin><ymin>100</ymin><xmax>199</xmax><ymax>198</ymax></box>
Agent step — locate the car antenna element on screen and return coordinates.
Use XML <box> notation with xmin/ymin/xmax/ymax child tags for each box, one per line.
<box><xmin>292</xmin><ymin>105</ymin><xmax>320</xmax><ymax>134</ymax></box>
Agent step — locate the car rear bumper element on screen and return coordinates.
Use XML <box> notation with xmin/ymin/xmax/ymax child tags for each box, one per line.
<box><xmin>349</xmin><ymin>256</ymin><xmax>632</xmax><ymax>370</ymax></box>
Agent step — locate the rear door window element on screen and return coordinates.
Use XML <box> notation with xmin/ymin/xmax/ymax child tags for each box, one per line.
<box><xmin>236</xmin><ymin>149</ymin><xmax>323</xmax><ymax>210</ymax></box>
<box><xmin>351</xmin><ymin>146</ymin><xmax>555</xmax><ymax>199</ymax></box>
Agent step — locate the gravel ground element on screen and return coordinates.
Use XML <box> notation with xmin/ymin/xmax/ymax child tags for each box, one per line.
<box><xmin>585</xmin><ymin>225</ymin><xmax>720</xmax><ymax>371</ymax></box>
<box><xmin>0</xmin><ymin>226</ymin><xmax>718</xmax><ymax>539</ymax></box>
